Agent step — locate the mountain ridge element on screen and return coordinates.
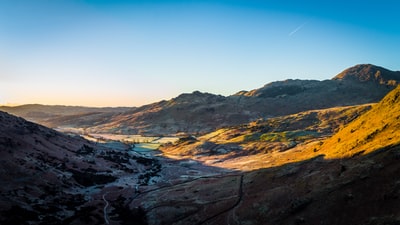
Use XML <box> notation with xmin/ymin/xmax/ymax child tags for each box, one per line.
<box><xmin>83</xmin><ymin>64</ymin><xmax>400</xmax><ymax>135</ymax></box>
<box><xmin>1</xmin><ymin>64</ymin><xmax>399</xmax><ymax>136</ymax></box>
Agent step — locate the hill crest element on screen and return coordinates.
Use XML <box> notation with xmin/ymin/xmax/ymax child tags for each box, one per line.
<box><xmin>333</xmin><ymin>64</ymin><xmax>400</xmax><ymax>85</ymax></box>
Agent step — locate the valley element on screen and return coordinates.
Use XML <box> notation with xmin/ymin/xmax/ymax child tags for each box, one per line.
<box><xmin>1</xmin><ymin>64</ymin><xmax>400</xmax><ymax>224</ymax></box>
<box><xmin>0</xmin><ymin>111</ymin><xmax>229</xmax><ymax>225</ymax></box>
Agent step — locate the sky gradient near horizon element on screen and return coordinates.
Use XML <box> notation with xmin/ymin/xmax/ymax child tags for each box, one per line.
<box><xmin>1</xmin><ymin>0</ymin><xmax>400</xmax><ymax>107</ymax></box>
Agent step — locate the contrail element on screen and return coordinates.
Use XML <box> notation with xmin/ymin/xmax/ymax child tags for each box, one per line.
<box><xmin>289</xmin><ymin>22</ymin><xmax>307</xmax><ymax>36</ymax></box>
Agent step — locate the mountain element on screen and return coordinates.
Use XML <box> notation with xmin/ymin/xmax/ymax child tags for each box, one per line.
<box><xmin>2</xmin><ymin>64</ymin><xmax>399</xmax><ymax>136</ymax></box>
<box><xmin>0</xmin><ymin>104</ymin><xmax>130</xmax><ymax>132</ymax></box>
<box><xmin>2</xmin><ymin>73</ymin><xmax>400</xmax><ymax>224</ymax></box>
<box><xmin>83</xmin><ymin>91</ymin><xmax>256</xmax><ymax>135</ymax></box>
<box><xmin>0</xmin><ymin>111</ymin><xmax>167</xmax><ymax>224</ymax></box>
<box><xmin>333</xmin><ymin>63</ymin><xmax>400</xmax><ymax>84</ymax></box>
<box><xmin>133</xmin><ymin>80</ymin><xmax>400</xmax><ymax>225</ymax></box>
<box><xmin>84</xmin><ymin>64</ymin><xmax>400</xmax><ymax>135</ymax></box>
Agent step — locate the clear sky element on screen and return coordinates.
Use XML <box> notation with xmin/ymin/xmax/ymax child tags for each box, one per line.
<box><xmin>1</xmin><ymin>0</ymin><xmax>399</xmax><ymax>107</ymax></box>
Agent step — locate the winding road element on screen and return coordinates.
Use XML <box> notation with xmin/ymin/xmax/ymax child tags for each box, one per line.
<box><xmin>102</xmin><ymin>193</ymin><xmax>110</xmax><ymax>225</ymax></box>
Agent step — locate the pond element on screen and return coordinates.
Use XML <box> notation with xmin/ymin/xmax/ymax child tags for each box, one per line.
<box><xmin>133</xmin><ymin>143</ymin><xmax>160</xmax><ymax>153</ymax></box>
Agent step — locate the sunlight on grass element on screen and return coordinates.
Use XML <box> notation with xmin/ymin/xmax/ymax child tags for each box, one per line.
<box><xmin>260</xmin><ymin>131</ymin><xmax>320</xmax><ymax>142</ymax></box>
<box><xmin>318</xmin><ymin>85</ymin><xmax>400</xmax><ymax>159</ymax></box>
<box><xmin>159</xmin><ymin>86</ymin><xmax>400</xmax><ymax>172</ymax></box>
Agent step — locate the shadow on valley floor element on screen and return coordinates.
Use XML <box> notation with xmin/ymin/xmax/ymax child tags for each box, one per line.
<box><xmin>1</xmin><ymin>130</ymin><xmax>400</xmax><ymax>225</ymax></box>
<box><xmin>0</xmin><ymin>141</ymin><xmax>235</xmax><ymax>225</ymax></box>
<box><xmin>127</xmin><ymin>144</ymin><xmax>400</xmax><ymax>225</ymax></box>
<box><xmin>0</xmin><ymin>110</ymin><xmax>240</xmax><ymax>225</ymax></box>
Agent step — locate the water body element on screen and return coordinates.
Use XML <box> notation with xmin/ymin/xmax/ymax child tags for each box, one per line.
<box><xmin>133</xmin><ymin>143</ymin><xmax>160</xmax><ymax>152</ymax></box>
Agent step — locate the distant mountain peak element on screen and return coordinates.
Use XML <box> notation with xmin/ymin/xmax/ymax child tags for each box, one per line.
<box><xmin>172</xmin><ymin>91</ymin><xmax>224</xmax><ymax>104</ymax></box>
<box><xmin>333</xmin><ymin>64</ymin><xmax>400</xmax><ymax>85</ymax></box>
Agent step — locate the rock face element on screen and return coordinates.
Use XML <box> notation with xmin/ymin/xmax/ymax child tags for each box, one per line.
<box><xmin>2</xmin><ymin>64</ymin><xmax>400</xmax><ymax>136</ymax></box>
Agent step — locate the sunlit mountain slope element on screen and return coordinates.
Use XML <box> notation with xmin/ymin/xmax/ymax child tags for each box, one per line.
<box><xmin>318</xmin><ymin>84</ymin><xmax>400</xmax><ymax>158</ymax></box>
<box><xmin>158</xmin><ymin>104</ymin><xmax>371</xmax><ymax>170</ymax></box>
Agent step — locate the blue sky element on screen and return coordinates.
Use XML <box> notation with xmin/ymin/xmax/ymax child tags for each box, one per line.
<box><xmin>1</xmin><ymin>0</ymin><xmax>399</xmax><ymax>106</ymax></box>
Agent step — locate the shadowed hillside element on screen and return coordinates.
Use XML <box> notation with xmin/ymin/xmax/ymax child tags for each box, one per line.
<box><xmin>0</xmin><ymin>111</ymin><xmax>229</xmax><ymax>225</ymax></box>
<box><xmin>133</xmin><ymin>146</ymin><xmax>400</xmax><ymax>225</ymax></box>
<box><xmin>0</xmin><ymin>111</ymin><xmax>161</xmax><ymax>224</ymax></box>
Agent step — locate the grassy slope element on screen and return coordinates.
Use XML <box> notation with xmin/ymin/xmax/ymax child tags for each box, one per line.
<box><xmin>161</xmin><ymin>85</ymin><xmax>400</xmax><ymax>172</ymax></box>
<box><xmin>159</xmin><ymin>104</ymin><xmax>372</xmax><ymax>170</ymax></box>
<box><xmin>204</xmin><ymin>104</ymin><xmax>371</xmax><ymax>144</ymax></box>
<box><xmin>318</xmin><ymin>85</ymin><xmax>400</xmax><ymax>159</ymax></box>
